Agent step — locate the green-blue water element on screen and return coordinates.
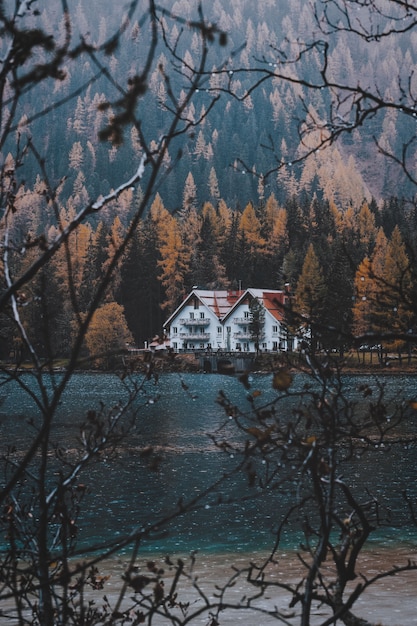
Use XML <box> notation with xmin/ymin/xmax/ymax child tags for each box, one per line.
<box><xmin>0</xmin><ymin>372</ymin><xmax>416</xmax><ymax>555</ymax></box>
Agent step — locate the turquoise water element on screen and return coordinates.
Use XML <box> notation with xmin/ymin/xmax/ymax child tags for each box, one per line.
<box><xmin>0</xmin><ymin>371</ymin><xmax>416</xmax><ymax>555</ymax></box>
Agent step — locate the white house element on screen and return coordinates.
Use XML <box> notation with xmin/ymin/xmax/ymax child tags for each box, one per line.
<box><xmin>163</xmin><ymin>288</ymin><xmax>299</xmax><ymax>353</ymax></box>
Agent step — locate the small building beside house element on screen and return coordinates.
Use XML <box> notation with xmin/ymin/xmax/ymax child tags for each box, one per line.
<box><xmin>163</xmin><ymin>288</ymin><xmax>299</xmax><ymax>353</ymax></box>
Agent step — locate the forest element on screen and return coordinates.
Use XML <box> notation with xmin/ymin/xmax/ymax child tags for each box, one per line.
<box><xmin>2</xmin><ymin>0</ymin><xmax>417</xmax><ymax>359</ymax></box>
<box><xmin>2</xmin><ymin>3</ymin><xmax>417</xmax><ymax>625</ymax></box>
<box><xmin>5</xmin><ymin>184</ymin><xmax>416</xmax><ymax>360</ymax></box>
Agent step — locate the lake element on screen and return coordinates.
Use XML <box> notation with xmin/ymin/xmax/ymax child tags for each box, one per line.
<box><xmin>0</xmin><ymin>371</ymin><xmax>417</xmax><ymax>556</ymax></box>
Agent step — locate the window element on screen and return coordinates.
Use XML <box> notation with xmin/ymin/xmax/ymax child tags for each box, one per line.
<box><xmin>236</xmin><ymin>342</ymin><xmax>242</xmax><ymax>351</ymax></box>
<box><xmin>194</xmin><ymin>299</ymin><xmax>199</xmax><ymax>309</ymax></box>
<box><xmin>173</xmin><ymin>327</ymin><xmax>178</xmax><ymax>334</ymax></box>
<box><xmin>190</xmin><ymin>312</ymin><xmax>194</xmax><ymax>319</ymax></box>
<box><xmin>244</xmin><ymin>311</ymin><xmax>249</xmax><ymax>319</ymax></box>
<box><xmin>217</xmin><ymin>326</ymin><xmax>222</xmax><ymax>334</ymax></box>
<box><xmin>200</xmin><ymin>312</ymin><xmax>205</xmax><ymax>319</ymax></box>
<box><xmin>262</xmin><ymin>342</ymin><xmax>267</xmax><ymax>350</ymax></box>
<box><xmin>272</xmin><ymin>325</ymin><xmax>278</xmax><ymax>333</ymax></box>
<box><xmin>272</xmin><ymin>341</ymin><xmax>278</xmax><ymax>351</ymax></box>
<box><xmin>173</xmin><ymin>342</ymin><xmax>178</xmax><ymax>350</ymax></box>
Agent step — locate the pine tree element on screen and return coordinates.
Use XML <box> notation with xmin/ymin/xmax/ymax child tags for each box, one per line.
<box><xmin>182</xmin><ymin>171</ymin><xmax>197</xmax><ymax>211</ymax></box>
<box><xmin>149</xmin><ymin>194</ymin><xmax>189</xmax><ymax>312</ymax></box>
<box><xmin>208</xmin><ymin>166</ymin><xmax>220</xmax><ymax>202</ymax></box>
<box><xmin>294</xmin><ymin>243</ymin><xmax>327</xmax><ymax>352</ymax></box>
<box><xmin>262</xmin><ymin>193</ymin><xmax>289</xmax><ymax>283</ymax></box>
<box><xmin>68</xmin><ymin>142</ymin><xmax>84</xmax><ymax>171</ymax></box>
<box><xmin>357</xmin><ymin>201</ymin><xmax>377</xmax><ymax>254</ymax></box>
<box><xmin>158</xmin><ymin>219</ymin><xmax>187</xmax><ymax>312</ymax></box>
<box><xmin>79</xmin><ymin>221</ymin><xmax>109</xmax><ymax>312</ymax></box>
<box><xmin>193</xmin><ymin>202</ymin><xmax>229</xmax><ymax>289</ymax></box>
<box><xmin>249</xmin><ymin>297</ymin><xmax>265</xmax><ymax>352</ymax></box>
<box><xmin>352</xmin><ymin>256</ymin><xmax>375</xmax><ymax>340</ymax></box>
<box><xmin>119</xmin><ymin>221</ymin><xmax>163</xmax><ymax>344</ymax></box>
<box><xmin>352</xmin><ymin>226</ymin><xmax>413</xmax><ymax>354</ymax></box>
<box><xmin>323</xmin><ymin>239</ymin><xmax>355</xmax><ymax>352</ymax></box>
<box><xmin>221</xmin><ymin>210</ymin><xmax>242</xmax><ymax>287</ymax></box>
<box><xmin>380</xmin><ymin>226</ymin><xmax>414</xmax><ymax>352</ymax></box>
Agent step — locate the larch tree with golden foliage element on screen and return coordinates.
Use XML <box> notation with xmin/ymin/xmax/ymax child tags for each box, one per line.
<box><xmin>84</xmin><ymin>302</ymin><xmax>133</xmax><ymax>369</ymax></box>
<box><xmin>378</xmin><ymin>226</ymin><xmax>414</xmax><ymax>353</ymax></box>
<box><xmin>353</xmin><ymin>227</ymin><xmax>413</xmax><ymax>355</ymax></box>
<box><xmin>294</xmin><ymin>243</ymin><xmax>327</xmax><ymax>353</ymax></box>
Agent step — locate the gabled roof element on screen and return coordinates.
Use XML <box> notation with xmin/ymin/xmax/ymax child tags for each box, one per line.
<box><xmin>195</xmin><ymin>289</ymin><xmax>244</xmax><ymax>319</ymax></box>
<box><xmin>252</xmin><ymin>289</ymin><xmax>287</xmax><ymax>323</ymax></box>
<box><xmin>164</xmin><ymin>288</ymin><xmax>287</xmax><ymax>327</ymax></box>
<box><xmin>163</xmin><ymin>289</ymin><xmax>244</xmax><ymax>326</ymax></box>
<box><xmin>222</xmin><ymin>288</ymin><xmax>287</xmax><ymax>323</ymax></box>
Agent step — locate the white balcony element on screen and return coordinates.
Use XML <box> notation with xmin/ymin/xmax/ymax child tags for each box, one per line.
<box><xmin>179</xmin><ymin>332</ymin><xmax>211</xmax><ymax>340</ymax></box>
<box><xmin>233</xmin><ymin>331</ymin><xmax>253</xmax><ymax>340</ymax></box>
<box><xmin>233</xmin><ymin>317</ymin><xmax>250</xmax><ymax>325</ymax></box>
<box><xmin>179</xmin><ymin>318</ymin><xmax>211</xmax><ymax>326</ymax></box>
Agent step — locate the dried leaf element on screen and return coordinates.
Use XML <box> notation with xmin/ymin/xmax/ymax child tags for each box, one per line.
<box><xmin>272</xmin><ymin>369</ymin><xmax>292</xmax><ymax>391</ymax></box>
<box><xmin>302</xmin><ymin>435</ymin><xmax>317</xmax><ymax>447</ymax></box>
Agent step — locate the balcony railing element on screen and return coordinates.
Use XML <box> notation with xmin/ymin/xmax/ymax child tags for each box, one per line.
<box><xmin>179</xmin><ymin>333</ymin><xmax>211</xmax><ymax>340</ymax></box>
<box><xmin>233</xmin><ymin>332</ymin><xmax>253</xmax><ymax>340</ymax></box>
<box><xmin>233</xmin><ymin>317</ymin><xmax>250</xmax><ymax>325</ymax></box>
<box><xmin>179</xmin><ymin>318</ymin><xmax>211</xmax><ymax>326</ymax></box>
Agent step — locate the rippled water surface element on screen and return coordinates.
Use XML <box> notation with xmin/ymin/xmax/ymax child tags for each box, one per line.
<box><xmin>1</xmin><ymin>371</ymin><xmax>417</xmax><ymax>554</ymax></box>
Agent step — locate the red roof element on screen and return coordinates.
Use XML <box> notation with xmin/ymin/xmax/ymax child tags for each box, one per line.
<box><xmin>196</xmin><ymin>290</ymin><xmax>244</xmax><ymax>318</ymax></box>
<box><xmin>164</xmin><ymin>288</ymin><xmax>288</xmax><ymax>326</ymax></box>
<box><xmin>260</xmin><ymin>291</ymin><xmax>287</xmax><ymax>322</ymax></box>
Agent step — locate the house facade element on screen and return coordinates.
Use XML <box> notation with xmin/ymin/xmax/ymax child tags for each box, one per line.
<box><xmin>163</xmin><ymin>288</ymin><xmax>299</xmax><ymax>353</ymax></box>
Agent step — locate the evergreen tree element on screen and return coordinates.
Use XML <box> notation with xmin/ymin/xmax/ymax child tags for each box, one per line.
<box><xmin>237</xmin><ymin>202</ymin><xmax>266</xmax><ymax>285</ymax></box>
<box><xmin>158</xmin><ymin>219</ymin><xmax>188</xmax><ymax>312</ymax></box>
<box><xmin>379</xmin><ymin>226</ymin><xmax>414</xmax><ymax>352</ymax></box>
<box><xmin>119</xmin><ymin>221</ymin><xmax>163</xmax><ymax>345</ymax></box>
<box><xmin>182</xmin><ymin>171</ymin><xmax>197</xmax><ymax>211</ymax></box>
<box><xmin>322</xmin><ymin>239</ymin><xmax>355</xmax><ymax>352</ymax></box>
<box><xmin>208</xmin><ymin>166</ymin><xmax>220</xmax><ymax>202</ymax></box>
<box><xmin>193</xmin><ymin>202</ymin><xmax>229</xmax><ymax>289</ymax></box>
<box><xmin>294</xmin><ymin>243</ymin><xmax>327</xmax><ymax>352</ymax></box>
<box><xmin>79</xmin><ymin>221</ymin><xmax>109</xmax><ymax>312</ymax></box>
<box><xmin>352</xmin><ymin>226</ymin><xmax>413</xmax><ymax>353</ymax></box>
<box><xmin>249</xmin><ymin>297</ymin><xmax>265</xmax><ymax>352</ymax></box>
<box><xmin>149</xmin><ymin>195</ymin><xmax>189</xmax><ymax>312</ymax></box>
<box><xmin>356</xmin><ymin>201</ymin><xmax>378</xmax><ymax>255</ymax></box>
<box><xmin>221</xmin><ymin>210</ymin><xmax>242</xmax><ymax>287</ymax></box>
<box><xmin>352</xmin><ymin>256</ymin><xmax>375</xmax><ymax>340</ymax></box>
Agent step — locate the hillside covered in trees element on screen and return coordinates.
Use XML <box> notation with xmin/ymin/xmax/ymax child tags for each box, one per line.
<box><xmin>2</xmin><ymin>0</ymin><xmax>417</xmax><ymax>358</ymax></box>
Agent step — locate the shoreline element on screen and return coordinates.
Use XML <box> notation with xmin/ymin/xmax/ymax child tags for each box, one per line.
<box><xmin>5</xmin><ymin>339</ymin><xmax>417</xmax><ymax>377</ymax></box>
<box><xmin>87</xmin><ymin>543</ymin><xmax>417</xmax><ymax>625</ymax></box>
<box><xmin>5</xmin><ymin>349</ymin><xmax>417</xmax><ymax>376</ymax></box>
